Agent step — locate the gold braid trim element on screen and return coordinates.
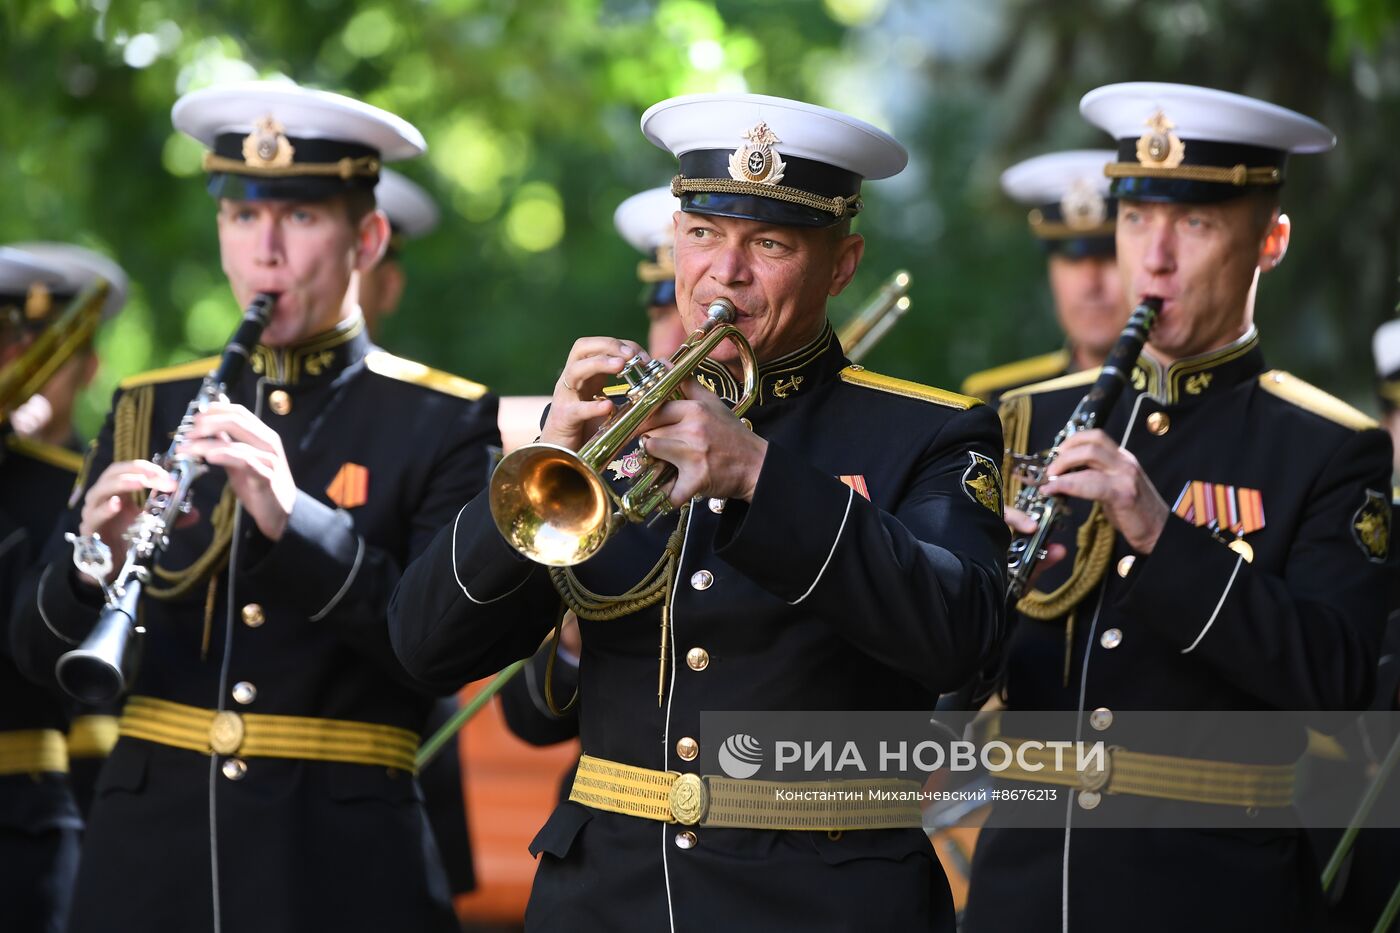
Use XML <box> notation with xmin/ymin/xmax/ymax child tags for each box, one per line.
<box><xmin>671</xmin><ymin>175</ymin><xmax>861</xmax><ymax>218</ymax></box>
<box><xmin>1014</xmin><ymin>505</ymin><xmax>1115</xmax><ymax>622</ymax></box>
<box><xmin>547</xmin><ymin>503</ymin><xmax>692</xmax><ymax>708</ymax></box>
<box><xmin>1104</xmin><ymin>162</ymin><xmax>1281</xmax><ymax>187</ymax></box>
<box><xmin>201</xmin><ymin>152</ymin><xmax>381</xmax><ymax>180</ymax></box>
<box><xmin>111</xmin><ymin>386</ymin><xmax>236</xmax><ymax>628</ymax></box>
<box><xmin>998</xmin><ymin>393</ymin><xmax>1115</xmax><ymax>680</ymax></box>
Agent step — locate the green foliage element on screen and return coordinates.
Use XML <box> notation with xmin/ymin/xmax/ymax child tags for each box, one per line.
<box><xmin>2</xmin><ymin>0</ymin><xmax>1398</xmax><ymax>440</ymax></box>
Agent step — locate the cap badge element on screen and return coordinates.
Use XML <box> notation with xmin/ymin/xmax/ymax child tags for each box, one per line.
<box><xmin>728</xmin><ymin>121</ymin><xmax>786</xmax><ymax>186</ymax></box>
<box><xmin>1060</xmin><ymin>178</ymin><xmax>1107</xmax><ymax>231</ymax></box>
<box><xmin>1136</xmin><ymin>110</ymin><xmax>1186</xmax><ymax>169</ymax></box>
<box><xmin>25</xmin><ymin>282</ymin><xmax>52</xmax><ymax>321</ymax></box>
<box><xmin>242</xmin><ymin>115</ymin><xmax>296</xmax><ymax>169</ymax></box>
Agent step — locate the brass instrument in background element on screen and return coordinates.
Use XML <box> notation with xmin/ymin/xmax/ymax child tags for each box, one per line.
<box><xmin>57</xmin><ymin>292</ymin><xmax>276</xmax><ymax>703</ymax></box>
<box><xmin>836</xmin><ymin>270</ymin><xmax>911</xmax><ymax>364</ymax></box>
<box><xmin>490</xmin><ymin>297</ymin><xmax>758</xmax><ymax>567</ymax></box>
<box><xmin>0</xmin><ymin>278</ymin><xmax>110</xmax><ymax>425</ymax></box>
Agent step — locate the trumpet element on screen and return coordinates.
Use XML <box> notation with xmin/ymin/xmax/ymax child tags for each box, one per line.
<box><xmin>57</xmin><ymin>292</ymin><xmax>276</xmax><ymax>703</ymax></box>
<box><xmin>490</xmin><ymin>298</ymin><xmax>758</xmax><ymax>566</ymax></box>
<box><xmin>1</xmin><ymin>278</ymin><xmax>110</xmax><ymax>426</ymax></box>
<box><xmin>836</xmin><ymin>270</ymin><xmax>910</xmax><ymax>364</ymax></box>
<box><xmin>1005</xmin><ymin>297</ymin><xmax>1160</xmax><ymax>600</ymax></box>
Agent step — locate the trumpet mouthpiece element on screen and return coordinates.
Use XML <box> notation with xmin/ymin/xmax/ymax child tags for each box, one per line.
<box><xmin>706</xmin><ymin>297</ymin><xmax>737</xmax><ymax>323</ymax></box>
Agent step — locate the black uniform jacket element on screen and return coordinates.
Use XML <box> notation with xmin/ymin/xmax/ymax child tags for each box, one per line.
<box><xmin>390</xmin><ymin>324</ymin><xmax>1010</xmax><ymax>933</ymax></box>
<box><xmin>963</xmin><ymin>328</ymin><xmax>1393</xmax><ymax>933</ymax></box>
<box><xmin>1</xmin><ymin>436</ymin><xmax>84</xmax><ymax>933</ymax></box>
<box><xmin>10</xmin><ymin>316</ymin><xmax>499</xmax><ymax>933</ymax></box>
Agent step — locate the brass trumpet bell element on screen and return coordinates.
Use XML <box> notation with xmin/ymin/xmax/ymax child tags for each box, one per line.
<box><xmin>489</xmin><ymin>298</ymin><xmax>758</xmax><ymax>567</ymax></box>
<box><xmin>490</xmin><ymin>443</ymin><xmax>614</xmax><ymax>567</ymax></box>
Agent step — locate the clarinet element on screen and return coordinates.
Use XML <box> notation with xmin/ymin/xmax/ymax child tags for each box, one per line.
<box><xmin>57</xmin><ymin>292</ymin><xmax>276</xmax><ymax>703</ymax></box>
<box><xmin>1005</xmin><ymin>297</ymin><xmax>1161</xmax><ymax>601</ymax></box>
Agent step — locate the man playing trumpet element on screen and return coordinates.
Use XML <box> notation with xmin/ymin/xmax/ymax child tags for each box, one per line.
<box><xmin>390</xmin><ymin>93</ymin><xmax>1008</xmax><ymax>931</ymax></box>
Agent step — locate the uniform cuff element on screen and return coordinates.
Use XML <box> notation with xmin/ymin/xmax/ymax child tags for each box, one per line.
<box><xmin>450</xmin><ymin>492</ymin><xmax>535</xmax><ymax>604</ymax></box>
<box><xmin>713</xmin><ymin>440</ymin><xmax>855</xmax><ymax>604</ymax></box>
<box><xmin>242</xmin><ymin>491</ymin><xmax>363</xmax><ymax>621</ymax></box>
<box><xmin>37</xmin><ymin>564</ymin><xmax>105</xmax><ymax>645</ymax></box>
<box><xmin>1115</xmin><ymin>514</ymin><xmax>1243</xmax><ymax>653</ymax></box>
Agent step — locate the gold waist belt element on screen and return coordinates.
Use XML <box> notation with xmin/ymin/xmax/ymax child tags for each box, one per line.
<box><xmin>67</xmin><ymin>715</ymin><xmax>119</xmax><ymax>759</ymax></box>
<box><xmin>997</xmin><ymin>736</ymin><xmax>1295</xmax><ymax>809</ymax></box>
<box><xmin>569</xmin><ymin>753</ymin><xmax>924</xmax><ymax>831</ymax></box>
<box><xmin>0</xmin><ymin>729</ymin><xmax>69</xmax><ymax>775</ymax></box>
<box><xmin>120</xmin><ymin>696</ymin><xmax>419</xmax><ymax>773</ymax></box>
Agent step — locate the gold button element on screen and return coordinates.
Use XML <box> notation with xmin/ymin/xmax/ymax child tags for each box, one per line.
<box><xmin>231</xmin><ymin>681</ymin><xmax>257</xmax><ymax>705</ymax></box>
<box><xmin>1077</xmin><ymin>790</ymin><xmax>1101</xmax><ymax>810</ymax></box>
<box><xmin>708</xmin><ymin>498</ymin><xmax>726</xmax><ymax>514</ymax></box>
<box><xmin>686</xmin><ymin>647</ymin><xmax>710</xmax><ymax>672</ymax></box>
<box><xmin>690</xmin><ymin>570</ymin><xmax>714</xmax><ymax>591</ymax></box>
<box><xmin>1089</xmin><ymin>707</ymin><xmax>1114</xmax><ymax>731</ymax></box>
<box><xmin>676</xmin><ymin>737</ymin><xmax>699</xmax><ymax>761</ymax></box>
<box><xmin>1146</xmin><ymin>412</ymin><xmax>1170</xmax><ymax>435</ymax></box>
<box><xmin>674</xmin><ymin>830</ymin><xmax>697</xmax><ymax>850</ymax></box>
<box><xmin>268</xmin><ymin>389</ymin><xmax>292</xmax><ymax>416</ymax></box>
<box><xmin>1100</xmin><ymin>628</ymin><xmax>1122</xmax><ymax>650</ymax></box>
<box><xmin>1116</xmin><ymin>555</ymin><xmax>1135</xmax><ymax>577</ymax></box>
<box><xmin>221</xmin><ymin>758</ymin><xmax>248</xmax><ymax>781</ymax></box>
<box><xmin>241</xmin><ymin>603</ymin><xmax>265</xmax><ymax>628</ymax></box>
<box><xmin>209</xmin><ymin>711</ymin><xmax>245</xmax><ymax>755</ymax></box>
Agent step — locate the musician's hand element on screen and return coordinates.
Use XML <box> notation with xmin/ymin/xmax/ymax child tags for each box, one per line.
<box><xmin>638</xmin><ymin>378</ymin><xmax>767</xmax><ymax>506</ymax></box>
<box><xmin>77</xmin><ymin>459</ymin><xmax>177</xmax><ymax>583</ymax></box>
<box><xmin>1039</xmin><ymin>429</ymin><xmax>1169</xmax><ymax>553</ymax></box>
<box><xmin>181</xmin><ymin>402</ymin><xmax>297</xmax><ymax>542</ymax></box>
<box><xmin>539</xmin><ymin>337</ymin><xmax>649</xmax><ymax>451</ymax></box>
<box><xmin>1004</xmin><ymin>506</ymin><xmax>1068</xmax><ymax>584</ymax></box>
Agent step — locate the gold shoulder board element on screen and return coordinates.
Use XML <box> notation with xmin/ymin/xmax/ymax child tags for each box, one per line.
<box><xmin>4</xmin><ymin>434</ymin><xmax>84</xmax><ymax>473</ymax></box>
<box><xmin>1258</xmin><ymin>370</ymin><xmax>1376</xmax><ymax>431</ymax></box>
<box><xmin>118</xmin><ymin>356</ymin><xmax>219</xmax><ymax>390</ymax></box>
<box><xmin>839</xmin><ymin>366</ymin><xmax>981</xmax><ymax>410</ymax></box>
<box><xmin>364</xmin><ymin>351</ymin><xmax>488</xmax><ymax>401</ymax></box>
<box><xmin>961</xmin><ymin>349</ymin><xmax>1071</xmax><ymax>399</ymax></box>
<box><xmin>999</xmin><ymin>366</ymin><xmax>1099</xmax><ymax>402</ymax></box>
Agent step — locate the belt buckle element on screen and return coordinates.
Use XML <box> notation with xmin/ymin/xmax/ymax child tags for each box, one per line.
<box><xmin>209</xmin><ymin>711</ymin><xmax>246</xmax><ymax>756</ymax></box>
<box><xmin>1078</xmin><ymin>744</ymin><xmax>1115</xmax><ymax>793</ymax></box>
<box><xmin>669</xmin><ymin>772</ymin><xmax>709</xmax><ymax>826</ymax></box>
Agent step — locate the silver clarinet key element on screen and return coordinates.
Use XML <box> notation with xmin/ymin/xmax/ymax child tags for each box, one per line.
<box><xmin>65</xmin><ymin>532</ymin><xmax>114</xmax><ymax>585</ymax></box>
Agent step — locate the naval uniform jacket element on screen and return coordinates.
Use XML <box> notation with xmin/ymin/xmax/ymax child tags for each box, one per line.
<box><xmin>962</xmin><ymin>328</ymin><xmax>1392</xmax><ymax>933</ymax></box>
<box><xmin>10</xmin><ymin>316</ymin><xmax>499</xmax><ymax>933</ymax></box>
<box><xmin>1</xmin><ymin>436</ymin><xmax>84</xmax><ymax>933</ymax></box>
<box><xmin>389</xmin><ymin>324</ymin><xmax>1010</xmax><ymax>933</ymax></box>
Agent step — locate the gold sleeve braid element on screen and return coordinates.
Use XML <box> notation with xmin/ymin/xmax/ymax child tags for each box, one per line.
<box><xmin>998</xmin><ymin>393</ymin><xmax>1116</xmax><ymax>684</ymax></box>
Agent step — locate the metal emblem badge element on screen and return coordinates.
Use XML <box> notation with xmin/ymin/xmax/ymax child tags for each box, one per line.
<box><xmin>242</xmin><ymin>115</ymin><xmax>296</xmax><ymax>169</ymax></box>
<box><xmin>1060</xmin><ymin>177</ymin><xmax>1107</xmax><ymax>231</ymax></box>
<box><xmin>670</xmin><ymin>772</ymin><xmax>708</xmax><ymax>825</ymax></box>
<box><xmin>608</xmin><ymin>450</ymin><xmax>646</xmax><ymax>482</ymax></box>
<box><xmin>1352</xmin><ymin>488</ymin><xmax>1391</xmax><ymax>563</ymax></box>
<box><xmin>728</xmin><ymin>121</ymin><xmax>787</xmax><ymax>186</ymax></box>
<box><xmin>962</xmin><ymin>451</ymin><xmax>1004</xmax><ymax>515</ymax></box>
<box><xmin>1136</xmin><ymin>110</ymin><xmax>1186</xmax><ymax>169</ymax></box>
<box><xmin>209</xmin><ymin>710</ymin><xmax>246</xmax><ymax>755</ymax></box>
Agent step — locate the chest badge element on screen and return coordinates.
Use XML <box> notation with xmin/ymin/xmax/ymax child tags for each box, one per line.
<box><xmin>838</xmin><ymin>475</ymin><xmax>870</xmax><ymax>501</ymax></box>
<box><xmin>608</xmin><ymin>449</ymin><xmax>646</xmax><ymax>482</ymax></box>
<box><xmin>1172</xmin><ymin>481</ymin><xmax>1265</xmax><ymax>560</ymax></box>
<box><xmin>326</xmin><ymin>462</ymin><xmax>370</xmax><ymax>510</ymax></box>
<box><xmin>1352</xmin><ymin>489</ymin><xmax>1390</xmax><ymax>563</ymax></box>
<box><xmin>962</xmin><ymin>452</ymin><xmax>1003</xmax><ymax>515</ymax></box>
